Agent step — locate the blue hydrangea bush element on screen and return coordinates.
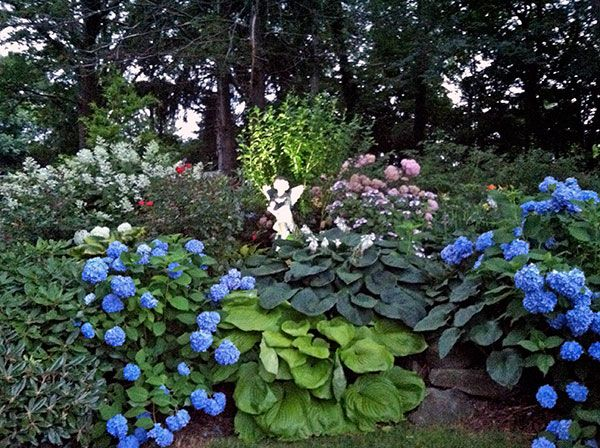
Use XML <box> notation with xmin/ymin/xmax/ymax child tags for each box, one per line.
<box><xmin>416</xmin><ymin>177</ymin><xmax>600</xmax><ymax>447</ymax></box>
<box><xmin>78</xmin><ymin>235</ymin><xmax>253</xmax><ymax>447</ymax></box>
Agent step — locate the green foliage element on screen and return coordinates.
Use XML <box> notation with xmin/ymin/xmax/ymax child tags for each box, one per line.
<box><xmin>135</xmin><ymin>171</ymin><xmax>243</xmax><ymax>257</ymax></box>
<box><xmin>81</xmin><ymin>70</ymin><xmax>158</xmax><ymax>147</ymax></box>
<box><xmin>239</xmin><ymin>94</ymin><xmax>372</xmax><ymax>189</ymax></box>
<box><xmin>217</xmin><ymin>292</ymin><xmax>426</xmax><ymax>441</ymax></box>
<box><xmin>243</xmin><ymin>229</ymin><xmax>438</xmax><ymax>327</ymax></box>
<box><xmin>0</xmin><ymin>240</ymin><xmax>107</xmax><ymax>446</ymax></box>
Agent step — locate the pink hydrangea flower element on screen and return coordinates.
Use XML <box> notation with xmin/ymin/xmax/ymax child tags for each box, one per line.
<box><xmin>401</xmin><ymin>159</ymin><xmax>421</xmax><ymax>177</ymax></box>
<box><xmin>427</xmin><ymin>199</ymin><xmax>439</xmax><ymax>212</ymax></box>
<box><xmin>370</xmin><ymin>179</ymin><xmax>386</xmax><ymax>190</ymax></box>
<box><xmin>384</xmin><ymin>165</ymin><xmax>401</xmax><ymax>181</ymax></box>
<box><xmin>387</xmin><ymin>188</ymin><xmax>400</xmax><ymax>196</ymax></box>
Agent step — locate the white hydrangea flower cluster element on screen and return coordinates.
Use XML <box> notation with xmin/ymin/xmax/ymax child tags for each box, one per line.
<box><xmin>0</xmin><ymin>139</ymin><xmax>176</xmax><ymax>229</ymax></box>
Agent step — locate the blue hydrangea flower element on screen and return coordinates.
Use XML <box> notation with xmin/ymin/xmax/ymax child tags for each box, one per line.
<box><xmin>473</xmin><ymin>254</ymin><xmax>484</xmax><ymax>270</ymax></box>
<box><xmin>546</xmin><ymin>419</ymin><xmax>572</xmax><ymax>441</ymax></box>
<box><xmin>536</xmin><ymin>385</ymin><xmax>557</xmax><ymax>408</ymax></box>
<box><xmin>204</xmin><ymin>392</ymin><xmax>226</xmax><ymax>416</ymax></box>
<box><xmin>134</xmin><ymin>427</ymin><xmax>148</xmax><ymax>443</ymax></box>
<box><xmin>106</xmin><ymin>414</ymin><xmax>128</xmax><ymax>439</ymax></box>
<box><xmin>152</xmin><ymin>239</ymin><xmax>169</xmax><ymax>251</ymax></box>
<box><xmin>107</xmin><ymin>241</ymin><xmax>129</xmax><ymax>259</ymax></box>
<box><xmin>590</xmin><ymin>312</ymin><xmax>600</xmax><ymax>334</ymax></box>
<box><xmin>566</xmin><ymin>381</ymin><xmax>588</xmax><ymax>402</ymax></box>
<box><xmin>475</xmin><ymin>231</ymin><xmax>494</xmax><ymax>252</ymax></box>
<box><xmin>83</xmin><ymin>293</ymin><xmax>96</xmax><ymax>305</ymax></box>
<box><xmin>585</xmin><ymin>440</ymin><xmax>599</xmax><ymax>448</ymax></box>
<box><xmin>102</xmin><ymin>294</ymin><xmax>124</xmax><ymax>313</ymax></box>
<box><xmin>208</xmin><ymin>283</ymin><xmax>230</xmax><ymax>302</ymax></box>
<box><xmin>501</xmin><ymin>239</ymin><xmax>529</xmax><ymax>261</ymax></box>
<box><xmin>440</xmin><ymin>236</ymin><xmax>474</xmax><ymax>265</ymax></box>
<box><xmin>220</xmin><ymin>274</ymin><xmax>241</xmax><ymax>290</ymax></box>
<box><xmin>515</xmin><ymin>264</ymin><xmax>544</xmax><ymax>292</ymax></box>
<box><xmin>513</xmin><ymin>226</ymin><xmax>523</xmax><ymax>237</ymax></box>
<box><xmin>539</xmin><ymin>176</ymin><xmax>559</xmax><ymax>192</ymax></box>
<box><xmin>151</xmin><ymin>247</ymin><xmax>168</xmax><ymax>257</ymax></box>
<box><xmin>214</xmin><ymin>339</ymin><xmax>240</xmax><ymax>366</ymax></box>
<box><xmin>177</xmin><ymin>362</ymin><xmax>191</xmax><ymax>376</ymax></box>
<box><xmin>588</xmin><ymin>342</ymin><xmax>600</xmax><ymax>361</ymax></box>
<box><xmin>117</xmin><ymin>435</ymin><xmax>140</xmax><ymax>448</ymax></box>
<box><xmin>166</xmin><ymin>409</ymin><xmax>190</xmax><ymax>432</ymax></box>
<box><xmin>105</xmin><ymin>326</ymin><xmax>126</xmax><ymax>347</ymax></box>
<box><xmin>137</xmin><ymin>254</ymin><xmax>150</xmax><ymax>265</ymax></box>
<box><xmin>137</xmin><ymin>244</ymin><xmax>151</xmax><ymax>255</ymax></box>
<box><xmin>111</xmin><ymin>257</ymin><xmax>128</xmax><ymax>273</ymax></box>
<box><xmin>523</xmin><ymin>290</ymin><xmax>557</xmax><ymax>314</ymax></box>
<box><xmin>544</xmin><ymin>237</ymin><xmax>557</xmax><ymax>249</ymax></box>
<box><xmin>111</xmin><ymin>275</ymin><xmax>136</xmax><ymax>298</ymax></box>
<box><xmin>123</xmin><ymin>363</ymin><xmax>141</xmax><ymax>381</ymax></box>
<box><xmin>548</xmin><ymin>313</ymin><xmax>566</xmax><ymax>330</ymax></box>
<box><xmin>167</xmin><ymin>262</ymin><xmax>183</xmax><ymax>280</ymax></box>
<box><xmin>82</xmin><ymin>257</ymin><xmax>109</xmax><ymax>284</ymax></box>
<box><xmin>531</xmin><ymin>437</ymin><xmax>556</xmax><ymax>448</ymax></box>
<box><xmin>191</xmin><ymin>389</ymin><xmax>208</xmax><ymax>410</ymax></box>
<box><xmin>148</xmin><ymin>423</ymin><xmax>174</xmax><ymax>447</ymax></box>
<box><xmin>227</xmin><ymin>268</ymin><xmax>242</xmax><ymax>279</ymax></box>
<box><xmin>137</xmin><ymin>411</ymin><xmax>151</xmax><ymax>420</ymax></box>
<box><xmin>81</xmin><ymin>322</ymin><xmax>95</xmax><ymax>339</ymax></box>
<box><xmin>572</xmin><ymin>287</ymin><xmax>593</xmax><ymax>307</ymax></box>
<box><xmin>559</xmin><ymin>341</ymin><xmax>583</xmax><ymax>361</ymax></box>
<box><xmin>566</xmin><ymin>305</ymin><xmax>593</xmax><ymax>336</ymax></box>
<box><xmin>546</xmin><ymin>269</ymin><xmax>586</xmax><ymax>301</ymax></box>
<box><xmin>140</xmin><ymin>291</ymin><xmax>158</xmax><ymax>309</ymax></box>
<box><xmin>196</xmin><ymin>311</ymin><xmax>220</xmax><ymax>333</ymax></box>
<box><xmin>159</xmin><ymin>385</ymin><xmax>170</xmax><ymax>395</ymax></box>
<box><xmin>185</xmin><ymin>239</ymin><xmax>205</xmax><ymax>255</ymax></box>
<box><xmin>190</xmin><ymin>331</ymin><xmax>213</xmax><ymax>352</ymax></box>
<box><xmin>239</xmin><ymin>276</ymin><xmax>256</xmax><ymax>290</ymax></box>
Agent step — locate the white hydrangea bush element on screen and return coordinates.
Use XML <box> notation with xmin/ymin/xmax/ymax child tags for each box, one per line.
<box><xmin>0</xmin><ymin>139</ymin><xmax>186</xmax><ymax>240</ymax></box>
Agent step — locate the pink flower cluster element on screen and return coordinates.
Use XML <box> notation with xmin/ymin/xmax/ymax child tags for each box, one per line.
<box><xmin>325</xmin><ymin>154</ymin><xmax>437</xmax><ymax>237</ymax></box>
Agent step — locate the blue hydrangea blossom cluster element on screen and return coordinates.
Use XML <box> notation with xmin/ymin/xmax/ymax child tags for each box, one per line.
<box><xmin>78</xmin><ymin>236</ymin><xmax>247</xmax><ymax>446</ymax></box>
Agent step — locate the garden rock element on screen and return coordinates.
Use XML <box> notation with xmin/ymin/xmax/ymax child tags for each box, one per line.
<box><xmin>409</xmin><ymin>388</ymin><xmax>475</xmax><ymax>426</ymax></box>
<box><xmin>424</xmin><ymin>340</ymin><xmax>476</xmax><ymax>369</ymax></box>
<box><xmin>429</xmin><ymin>368</ymin><xmax>510</xmax><ymax>399</ymax></box>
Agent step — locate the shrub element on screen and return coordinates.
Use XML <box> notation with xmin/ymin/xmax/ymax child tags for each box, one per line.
<box><xmin>217</xmin><ymin>292</ymin><xmax>426</xmax><ymax>441</ymax></box>
<box><xmin>76</xmin><ymin>234</ymin><xmax>248</xmax><ymax>446</ymax></box>
<box><xmin>0</xmin><ymin>139</ymin><xmax>173</xmax><ymax>241</ymax></box>
<box><xmin>242</xmin><ymin>228</ymin><xmax>439</xmax><ymax>328</ymax></box>
<box><xmin>239</xmin><ymin>94</ymin><xmax>373</xmax><ymax>189</ymax></box>
<box><xmin>135</xmin><ymin>167</ymin><xmax>243</xmax><ymax>256</ymax></box>
<box><xmin>0</xmin><ymin>239</ymin><xmax>107</xmax><ymax>446</ymax></box>
<box><xmin>416</xmin><ymin>176</ymin><xmax>600</xmax><ymax>447</ymax></box>
<box><xmin>321</xmin><ymin>153</ymin><xmax>438</xmax><ymax>239</ymax></box>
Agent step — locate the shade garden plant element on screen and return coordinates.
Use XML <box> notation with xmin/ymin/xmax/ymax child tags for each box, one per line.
<box><xmin>417</xmin><ymin>177</ymin><xmax>600</xmax><ymax>447</ymax></box>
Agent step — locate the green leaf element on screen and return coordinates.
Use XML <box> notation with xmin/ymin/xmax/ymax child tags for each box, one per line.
<box><xmin>290</xmin><ymin>288</ymin><xmax>337</xmax><ymax>316</ymax></box>
<box><xmin>340</xmin><ymin>339</ymin><xmax>394</xmax><ymax>373</ymax></box>
<box><xmin>569</xmin><ymin>225</ymin><xmax>592</xmax><ymax>242</ymax></box>
<box><xmin>469</xmin><ymin>321</ymin><xmax>502</xmax><ymax>346</ymax></box>
<box><xmin>292</xmin><ymin>336</ymin><xmax>330</xmax><ymax>359</ymax></box>
<box><xmin>255</xmin><ymin>383</ymin><xmax>312</xmax><ymax>440</ymax></box>
<box><xmin>396</xmin><ymin>266</ymin><xmax>428</xmax><ymax>284</ymax></box>
<box><xmin>380</xmin><ymin>252</ymin><xmax>411</xmax><ymax>269</ymax></box>
<box><xmin>524</xmin><ymin>353</ymin><xmax>554</xmax><ymax>375</ymax></box>
<box><xmin>376</xmin><ymin>288</ymin><xmax>427</xmax><ymax>327</ymax></box>
<box><xmin>278</xmin><ymin>348</ymin><xmax>308</xmax><ymax>368</ymax></box>
<box><xmin>517</xmin><ymin>340</ymin><xmax>541</xmax><ymax>352</ymax></box>
<box><xmin>284</xmin><ymin>262</ymin><xmax>330</xmax><ymax>282</ymax></box>
<box><xmin>126</xmin><ymin>386</ymin><xmax>149</xmax><ymax>402</ymax></box>
<box><xmin>449</xmin><ymin>277</ymin><xmax>481</xmax><ymax>303</ymax></box>
<box><xmin>167</xmin><ymin>295</ymin><xmax>189</xmax><ymax>311</ymax></box>
<box><xmin>332</xmin><ymin>353</ymin><xmax>347</xmax><ymax>402</ymax></box>
<box><xmin>291</xmin><ymin>359</ymin><xmax>333</xmax><ymax>390</ymax></box>
<box><xmin>382</xmin><ymin>366</ymin><xmax>426</xmax><ymax>412</ymax></box>
<box><xmin>281</xmin><ymin>320</ymin><xmax>310</xmax><ymax>337</ymax></box>
<box><xmin>413</xmin><ymin>304</ymin><xmax>455</xmax><ymax>332</ymax></box>
<box><xmin>153</xmin><ymin>321</ymin><xmax>166</xmax><ymax>336</ymax></box>
<box><xmin>453</xmin><ymin>303</ymin><xmax>484</xmax><ymax>327</ymax></box>
<box><xmin>343</xmin><ymin>375</ymin><xmax>402</xmax><ymax>431</ymax></box>
<box><xmin>336</xmin><ymin>293</ymin><xmax>373</xmax><ymax>326</ymax></box>
<box><xmin>224</xmin><ymin>303</ymin><xmax>281</xmax><ymax>331</ymax></box>
<box><xmin>365</xmin><ymin>271</ymin><xmax>397</xmax><ymax>295</ymax></box>
<box><xmin>336</xmin><ymin>268</ymin><xmax>363</xmax><ymax>285</ymax></box>
<box><xmin>438</xmin><ymin>327</ymin><xmax>463</xmax><ymax>359</ymax></box>
<box><xmin>260</xmin><ymin>339</ymin><xmax>279</xmax><ymax>375</ymax></box>
<box><xmin>263</xmin><ymin>331</ymin><xmax>293</xmax><ymax>348</ymax></box>
<box><xmin>316</xmin><ymin>317</ymin><xmax>356</xmax><ymax>348</ymax></box>
<box><xmin>372</xmin><ymin>319</ymin><xmax>427</xmax><ymax>356</ymax></box>
<box><xmin>234</xmin><ymin>411</ymin><xmax>266</xmax><ymax>443</ymax></box>
<box><xmin>576</xmin><ymin>409</ymin><xmax>600</xmax><ymax>425</ymax></box>
<box><xmin>351</xmin><ymin>293</ymin><xmax>378</xmax><ymax>309</ymax></box>
<box><xmin>351</xmin><ymin>247</ymin><xmax>380</xmax><ymax>268</ymax></box>
<box><xmin>486</xmin><ymin>349</ymin><xmax>523</xmax><ymax>388</ymax></box>
<box><xmin>234</xmin><ymin>363</ymin><xmax>279</xmax><ymax>415</ymax></box>
<box><xmin>259</xmin><ymin>283</ymin><xmax>298</xmax><ymax>309</ymax></box>
<box><xmin>246</xmin><ymin>263</ymin><xmax>288</xmax><ymax>276</ymax></box>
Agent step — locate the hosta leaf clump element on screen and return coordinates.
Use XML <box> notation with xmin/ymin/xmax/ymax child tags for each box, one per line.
<box><xmin>217</xmin><ymin>292</ymin><xmax>427</xmax><ymax>442</ymax></box>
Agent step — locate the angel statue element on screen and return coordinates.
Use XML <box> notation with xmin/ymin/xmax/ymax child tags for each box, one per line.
<box><xmin>261</xmin><ymin>177</ymin><xmax>305</xmax><ymax>240</ymax></box>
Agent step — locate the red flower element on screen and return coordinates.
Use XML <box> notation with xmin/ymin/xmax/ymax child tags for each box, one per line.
<box><xmin>137</xmin><ymin>200</ymin><xmax>145</xmax><ymax>206</ymax></box>
<box><xmin>251</xmin><ymin>232</ymin><xmax>257</xmax><ymax>241</ymax></box>
<box><xmin>176</xmin><ymin>166</ymin><xmax>185</xmax><ymax>174</ymax></box>
<box><xmin>146</xmin><ymin>201</ymin><xmax>154</xmax><ymax>206</ymax></box>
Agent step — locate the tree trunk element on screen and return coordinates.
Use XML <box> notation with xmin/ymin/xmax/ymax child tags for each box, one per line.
<box><xmin>216</xmin><ymin>67</ymin><xmax>237</xmax><ymax>173</ymax></box>
<box><xmin>413</xmin><ymin>75</ymin><xmax>427</xmax><ymax>147</ymax></box>
<box><xmin>77</xmin><ymin>0</ymin><xmax>104</xmax><ymax>148</ymax></box>
<box><xmin>309</xmin><ymin>5</ymin><xmax>321</xmax><ymax>95</ymax></box>
<box><xmin>523</xmin><ymin>62</ymin><xmax>540</xmax><ymax>146</ymax></box>
<box><xmin>249</xmin><ymin>0</ymin><xmax>266</xmax><ymax>110</ymax></box>
<box><xmin>330</xmin><ymin>0</ymin><xmax>357</xmax><ymax>115</ymax></box>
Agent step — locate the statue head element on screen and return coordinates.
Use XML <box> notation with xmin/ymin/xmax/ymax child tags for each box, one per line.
<box><xmin>273</xmin><ymin>177</ymin><xmax>290</xmax><ymax>196</ymax></box>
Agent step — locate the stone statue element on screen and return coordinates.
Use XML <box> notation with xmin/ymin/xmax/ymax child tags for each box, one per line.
<box><xmin>261</xmin><ymin>178</ymin><xmax>304</xmax><ymax>239</ymax></box>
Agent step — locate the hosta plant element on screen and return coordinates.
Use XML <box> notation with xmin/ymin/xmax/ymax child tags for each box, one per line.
<box><xmin>216</xmin><ymin>291</ymin><xmax>427</xmax><ymax>441</ymax></box>
<box><xmin>243</xmin><ymin>228</ymin><xmax>441</xmax><ymax>328</ymax></box>
<box><xmin>77</xmin><ymin>235</ymin><xmax>251</xmax><ymax>447</ymax></box>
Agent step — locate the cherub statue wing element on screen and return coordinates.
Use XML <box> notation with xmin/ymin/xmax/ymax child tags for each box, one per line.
<box><xmin>289</xmin><ymin>185</ymin><xmax>305</xmax><ymax>206</ymax></box>
<box><xmin>261</xmin><ymin>185</ymin><xmax>272</xmax><ymax>200</ymax></box>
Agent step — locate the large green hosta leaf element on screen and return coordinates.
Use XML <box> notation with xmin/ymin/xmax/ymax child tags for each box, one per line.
<box><xmin>372</xmin><ymin>319</ymin><xmax>427</xmax><ymax>356</ymax></box>
<box><xmin>292</xmin><ymin>336</ymin><xmax>330</xmax><ymax>359</ymax></box>
<box><xmin>339</xmin><ymin>339</ymin><xmax>394</xmax><ymax>373</ymax></box>
<box><xmin>255</xmin><ymin>383</ymin><xmax>313</xmax><ymax>440</ymax></box>
<box><xmin>382</xmin><ymin>367</ymin><xmax>426</xmax><ymax>413</ymax></box>
<box><xmin>234</xmin><ymin>411</ymin><xmax>267</xmax><ymax>443</ymax></box>
<box><xmin>223</xmin><ymin>302</ymin><xmax>281</xmax><ymax>332</ymax></box>
<box><xmin>291</xmin><ymin>358</ymin><xmax>333</xmax><ymax>390</ymax></box>
<box><xmin>316</xmin><ymin>317</ymin><xmax>356</xmax><ymax>347</ymax></box>
<box><xmin>233</xmin><ymin>363</ymin><xmax>280</xmax><ymax>415</ymax></box>
<box><xmin>343</xmin><ymin>375</ymin><xmax>402</xmax><ymax>431</ymax></box>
